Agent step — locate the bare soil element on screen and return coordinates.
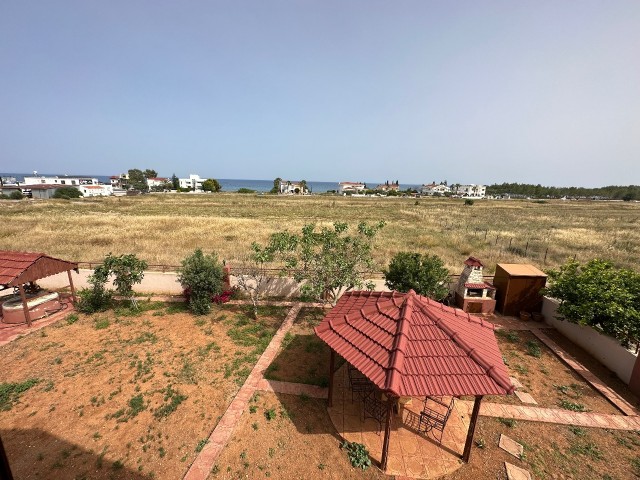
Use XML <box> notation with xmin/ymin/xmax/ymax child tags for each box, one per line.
<box><xmin>488</xmin><ymin>330</ymin><xmax>620</xmax><ymax>414</ymax></box>
<box><xmin>0</xmin><ymin>302</ymin><xmax>286</xmax><ymax>480</ymax></box>
<box><xmin>210</xmin><ymin>391</ymin><xmax>388</xmax><ymax>480</ymax></box>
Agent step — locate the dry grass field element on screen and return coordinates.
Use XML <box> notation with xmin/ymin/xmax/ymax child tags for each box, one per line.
<box><xmin>1</xmin><ymin>194</ymin><xmax>638</xmax><ymax>273</ymax></box>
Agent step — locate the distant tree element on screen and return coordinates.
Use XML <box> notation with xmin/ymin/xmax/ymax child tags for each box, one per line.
<box><xmin>127</xmin><ymin>169</ymin><xmax>147</xmax><ymax>191</ymax></box>
<box><xmin>171</xmin><ymin>174</ymin><xmax>179</xmax><ymax>190</ymax></box>
<box><xmin>622</xmin><ymin>192</ymin><xmax>636</xmax><ymax>202</ymax></box>
<box><xmin>53</xmin><ymin>186</ymin><xmax>82</xmax><ymax>199</ymax></box>
<box><xmin>177</xmin><ymin>249</ymin><xmax>224</xmax><ymax>315</ymax></box>
<box><xmin>464</xmin><ymin>199</ymin><xmax>474</xmax><ymax>206</ymax></box>
<box><xmin>270</xmin><ymin>177</ymin><xmax>282</xmax><ymax>194</ymax></box>
<box><xmin>9</xmin><ymin>190</ymin><xmax>24</xmax><ymax>200</ymax></box>
<box><xmin>384</xmin><ymin>252</ymin><xmax>450</xmax><ymax>300</ymax></box>
<box><xmin>237</xmin><ymin>188</ymin><xmax>256</xmax><ymax>194</ymax></box>
<box><xmin>544</xmin><ymin>259</ymin><xmax>640</xmax><ymax>348</ymax></box>
<box><xmin>275</xmin><ymin>221</ymin><xmax>385</xmax><ymax>305</ymax></box>
<box><xmin>143</xmin><ymin>169</ymin><xmax>158</xmax><ymax>179</ymax></box>
<box><xmin>202</xmin><ymin>179</ymin><xmax>221</xmax><ymax>192</ymax></box>
<box><xmin>299</xmin><ymin>180</ymin><xmax>308</xmax><ymax>194</ymax></box>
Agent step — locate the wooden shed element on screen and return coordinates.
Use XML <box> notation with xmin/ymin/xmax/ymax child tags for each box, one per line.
<box><xmin>493</xmin><ymin>264</ymin><xmax>547</xmax><ymax>316</ymax></box>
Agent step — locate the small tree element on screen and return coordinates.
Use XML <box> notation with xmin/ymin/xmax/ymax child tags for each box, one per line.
<box><xmin>177</xmin><ymin>249</ymin><xmax>224</xmax><ymax>315</ymax></box>
<box><xmin>202</xmin><ymin>179</ymin><xmax>221</xmax><ymax>192</ymax></box>
<box><xmin>276</xmin><ymin>221</ymin><xmax>385</xmax><ymax>305</ymax></box>
<box><xmin>270</xmin><ymin>177</ymin><xmax>282</xmax><ymax>194</ymax></box>
<box><xmin>127</xmin><ymin>169</ymin><xmax>148</xmax><ymax>191</ymax></box>
<box><xmin>171</xmin><ymin>174</ymin><xmax>179</xmax><ymax>190</ymax></box>
<box><xmin>9</xmin><ymin>190</ymin><xmax>24</xmax><ymax>200</ymax></box>
<box><xmin>53</xmin><ymin>186</ymin><xmax>83</xmax><ymax>199</ymax></box>
<box><xmin>544</xmin><ymin>259</ymin><xmax>640</xmax><ymax>348</ymax></box>
<box><xmin>143</xmin><ymin>169</ymin><xmax>158</xmax><ymax>179</ymax></box>
<box><xmin>384</xmin><ymin>252</ymin><xmax>450</xmax><ymax>300</ymax></box>
<box><xmin>76</xmin><ymin>265</ymin><xmax>112</xmax><ymax>313</ymax></box>
<box><xmin>102</xmin><ymin>253</ymin><xmax>148</xmax><ymax>307</ymax></box>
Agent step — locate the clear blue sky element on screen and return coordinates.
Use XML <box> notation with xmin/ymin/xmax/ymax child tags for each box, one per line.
<box><xmin>1</xmin><ymin>1</ymin><xmax>638</xmax><ymax>187</ymax></box>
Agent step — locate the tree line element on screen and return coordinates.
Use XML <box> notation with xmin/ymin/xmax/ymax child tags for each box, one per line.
<box><xmin>486</xmin><ymin>183</ymin><xmax>639</xmax><ymax>200</ymax></box>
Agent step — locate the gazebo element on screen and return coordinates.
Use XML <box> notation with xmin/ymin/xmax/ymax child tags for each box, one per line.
<box><xmin>315</xmin><ymin>290</ymin><xmax>513</xmax><ymax>471</ymax></box>
<box><xmin>0</xmin><ymin>251</ymin><xmax>78</xmax><ymax>326</ymax></box>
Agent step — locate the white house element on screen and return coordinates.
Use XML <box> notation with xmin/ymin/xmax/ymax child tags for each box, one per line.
<box><xmin>338</xmin><ymin>182</ymin><xmax>366</xmax><ymax>194</ymax></box>
<box><xmin>78</xmin><ymin>184</ymin><xmax>113</xmax><ymax>197</ymax></box>
<box><xmin>23</xmin><ymin>175</ymin><xmax>101</xmax><ymax>187</ymax></box>
<box><xmin>279</xmin><ymin>180</ymin><xmax>308</xmax><ymax>194</ymax></box>
<box><xmin>421</xmin><ymin>183</ymin><xmax>451</xmax><ymax>196</ymax></box>
<box><xmin>146</xmin><ymin>177</ymin><xmax>169</xmax><ymax>189</ymax></box>
<box><xmin>179</xmin><ymin>174</ymin><xmax>205</xmax><ymax>191</ymax></box>
<box><xmin>454</xmin><ymin>184</ymin><xmax>486</xmax><ymax>198</ymax></box>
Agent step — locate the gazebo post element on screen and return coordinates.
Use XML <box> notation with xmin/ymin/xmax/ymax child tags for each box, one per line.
<box><xmin>67</xmin><ymin>270</ymin><xmax>77</xmax><ymax>303</ymax></box>
<box><xmin>327</xmin><ymin>350</ymin><xmax>336</xmax><ymax>407</ymax></box>
<box><xmin>380</xmin><ymin>395</ymin><xmax>395</xmax><ymax>471</ymax></box>
<box><xmin>462</xmin><ymin>395</ymin><xmax>483</xmax><ymax>463</ymax></box>
<box><xmin>17</xmin><ymin>284</ymin><xmax>31</xmax><ymax>327</ymax></box>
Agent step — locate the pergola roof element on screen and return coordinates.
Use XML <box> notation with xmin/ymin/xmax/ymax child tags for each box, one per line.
<box><xmin>0</xmin><ymin>251</ymin><xmax>78</xmax><ymax>287</ymax></box>
<box><xmin>315</xmin><ymin>290</ymin><xmax>514</xmax><ymax>397</ymax></box>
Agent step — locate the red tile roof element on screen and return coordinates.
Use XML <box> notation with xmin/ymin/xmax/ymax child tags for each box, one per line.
<box><xmin>464</xmin><ymin>256</ymin><xmax>484</xmax><ymax>267</ymax></box>
<box><xmin>315</xmin><ymin>290</ymin><xmax>513</xmax><ymax>397</ymax></box>
<box><xmin>0</xmin><ymin>251</ymin><xmax>77</xmax><ymax>286</ymax></box>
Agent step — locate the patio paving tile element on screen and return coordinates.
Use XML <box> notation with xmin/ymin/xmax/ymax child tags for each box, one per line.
<box><xmin>505</xmin><ymin>462</ymin><xmax>532</xmax><ymax>480</ymax></box>
<box><xmin>514</xmin><ymin>391</ymin><xmax>538</xmax><ymax>405</ymax></box>
<box><xmin>499</xmin><ymin>434</ymin><xmax>524</xmax><ymax>459</ymax></box>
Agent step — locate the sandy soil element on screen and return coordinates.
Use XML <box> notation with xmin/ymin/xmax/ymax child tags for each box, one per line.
<box><xmin>487</xmin><ymin>330</ymin><xmax>620</xmax><ymax>414</ymax></box>
<box><xmin>0</xmin><ymin>302</ymin><xmax>286</xmax><ymax>479</ymax></box>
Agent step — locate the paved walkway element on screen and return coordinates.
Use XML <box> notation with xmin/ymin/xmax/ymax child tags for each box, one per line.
<box><xmin>256</xmin><ymin>378</ymin><xmax>328</xmax><ymax>398</ymax></box>
<box><xmin>183</xmin><ymin>303</ymin><xmax>302</xmax><ymax>480</ymax></box>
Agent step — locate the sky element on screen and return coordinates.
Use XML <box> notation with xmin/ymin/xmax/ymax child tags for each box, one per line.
<box><xmin>1</xmin><ymin>1</ymin><xmax>639</xmax><ymax>187</ymax></box>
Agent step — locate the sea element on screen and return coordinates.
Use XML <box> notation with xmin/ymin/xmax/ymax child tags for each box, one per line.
<box><xmin>1</xmin><ymin>173</ymin><xmax>422</xmax><ymax>193</ymax></box>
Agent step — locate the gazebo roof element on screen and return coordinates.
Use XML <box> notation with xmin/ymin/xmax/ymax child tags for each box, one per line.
<box><xmin>0</xmin><ymin>251</ymin><xmax>78</xmax><ymax>287</ymax></box>
<box><xmin>315</xmin><ymin>290</ymin><xmax>514</xmax><ymax>397</ymax></box>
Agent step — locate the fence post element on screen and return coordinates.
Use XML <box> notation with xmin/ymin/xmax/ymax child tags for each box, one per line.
<box><xmin>484</xmin><ymin>230</ymin><xmax>487</xmax><ymax>240</ymax></box>
<box><xmin>524</xmin><ymin>241</ymin><xmax>529</xmax><ymax>257</ymax></box>
<box><xmin>509</xmin><ymin>238</ymin><xmax>512</xmax><ymax>249</ymax></box>
<box><xmin>544</xmin><ymin>247</ymin><xmax>548</xmax><ymax>264</ymax></box>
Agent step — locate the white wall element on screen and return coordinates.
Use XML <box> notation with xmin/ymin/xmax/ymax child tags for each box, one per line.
<box><xmin>542</xmin><ymin>297</ymin><xmax>637</xmax><ymax>384</ymax></box>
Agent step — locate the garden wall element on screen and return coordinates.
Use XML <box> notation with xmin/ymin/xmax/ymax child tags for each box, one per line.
<box><xmin>542</xmin><ymin>297</ymin><xmax>637</xmax><ymax>384</ymax></box>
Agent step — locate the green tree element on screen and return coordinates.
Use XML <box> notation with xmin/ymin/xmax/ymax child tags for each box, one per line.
<box><xmin>143</xmin><ymin>169</ymin><xmax>158</xmax><ymax>179</ymax></box>
<box><xmin>177</xmin><ymin>249</ymin><xmax>224</xmax><ymax>315</ymax></box>
<box><xmin>171</xmin><ymin>174</ymin><xmax>179</xmax><ymax>190</ymax></box>
<box><xmin>53</xmin><ymin>186</ymin><xmax>82</xmax><ymax>199</ymax></box>
<box><xmin>544</xmin><ymin>259</ymin><xmax>640</xmax><ymax>347</ymax></box>
<box><xmin>274</xmin><ymin>221</ymin><xmax>385</xmax><ymax>305</ymax></box>
<box><xmin>127</xmin><ymin>169</ymin><xmax>148</xmax><ymax>191</ymax></box>
<box><xmin>270</xmin><ymin>178</ymin><xmax>282</xmax><ymax>194</ymax></box>
<box><xmin>102</xmin><ymin>253</ymin><xmax>148</xmax><ymax>306</ymax></box>
<box><xmin>383</xmin><ymin>252</ymin><xmax>450</xmax><ymax>300</ymax></box>
<box><xmin>202</xmin><ymin>179</ymin><xmax>221</xmax><ymax>192</ymax></box>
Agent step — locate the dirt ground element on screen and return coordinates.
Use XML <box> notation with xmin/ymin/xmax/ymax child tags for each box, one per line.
<box><xmin>0</xmin><ymin>302</ymin><xmax>286</xmax><ymax>479</ymax></box>
<box><xmin>210</xmin><ymin>391</ymin><xmax>388</xmax><ymax>480</ymax></box>
<box><xmin>264</xmin><ymin>308</ymin><xmax>336</xmax><ymax>387</ymax></box>
<box><xmin>488</xmin><ymin>330</ymin><xmax>620</xmax><ymax>414</ymax></box>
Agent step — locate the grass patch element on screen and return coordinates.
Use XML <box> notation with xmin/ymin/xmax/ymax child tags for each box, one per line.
<box><xmin>526</xmin><ymin>340</ymin><xmax>542</xmax><ymax>358</ymax></box>
<box><xmin>65</xmin><ymin>313</ymin><xmax>79</xmax><ymax>325</ymax></box>
<box><xmin>94</xmin><ymin>317</ymin><xmax>110</xmax><ymax>330</ymax></box>
<box><xmin>559</xmin><ymin>400</ymin><xmax>588</xmax><ymax>412</ymax></box>
<box><xmin>569</xmin><ymin>442</ymin><xmax>604</xmax><ymax>460</ymax></box>
<box><xmin>0</xmin><ymin>379</ymin><xmax>40</xmax><ymax>411</ymax></box>
<box><xmin>154</xmin><ymin>384</ymin><xmax>187</xmax><ymax>419</ymax></box>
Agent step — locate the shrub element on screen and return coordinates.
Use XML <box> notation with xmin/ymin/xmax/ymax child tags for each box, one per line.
<box><xmin>237</xmin><ymin>188</ymin><xmax>256</xmax><ymax>194</ymax></box>
<box><xmin>77</xmin><ymin>278</ymin><xmax>112</xmax><ymax>313</ymax></box>
<box><xmin>464</xmin><ymin>198</ymin><xmax>474</xmax><ymax>206</ymax></box>
<box><xmin>178</xmin><ymin>249</ymin><xmax>224</xmax><ymax>315</ymax></box>
<box><xmin>53</xmin><ymin>186</ymin><xmax>82</xmax><ymax>199</ymax></box>
<box><xmin>383</xmin><ymin>252</ymin><xmax>450</xmax><ymax>300</ymax></box>
<box><xmin>341</xmin><ymin>441</ymin><xmax>371</xmax><ymax>469</ymax></box>
<box><xmin>9</xmin><ymin>190</ymin><xmax>24</xmax><ymax>200</ymax></box>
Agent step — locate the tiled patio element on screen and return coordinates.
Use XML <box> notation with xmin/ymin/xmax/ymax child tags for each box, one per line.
<box><xmin>328</xmin><ymin>363</ymin><xmax>470</xmax><ymax>479</ymax></box>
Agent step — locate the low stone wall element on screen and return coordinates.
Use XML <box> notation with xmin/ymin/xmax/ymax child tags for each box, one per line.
<box><xmin>542</xmin><ymin>297</ymin><xmax>637</xmax><ymax>384</ymax></box>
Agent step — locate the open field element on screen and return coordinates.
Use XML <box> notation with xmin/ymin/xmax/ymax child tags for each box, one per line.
<box><xmin>1</xmin><ymin>194</ymin><xmax>639</xmax><ymax>273</ymax></box>
<box><xmin>0</xmin><ymin>302</ymin><xmax>286</xmax><ymax>479</ymax></box>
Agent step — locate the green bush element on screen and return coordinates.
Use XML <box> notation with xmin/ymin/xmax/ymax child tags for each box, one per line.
<box><xmin>77</xmin><ymin>282</ymin><xmax>113</xmax><ymax>313</ymax></box>
<box><xmin>9</xmin><ymin>190</ymin><xmax>24</xmax><ymax>200</ymax></box>
<box><xmin>383</xmin><ymin>252</ymin><xmax>450</xmax><ymax>300</ymax></box>
<box><xmin>177</xmin><ymin>249</ymin><xmax>224</xmax><ymax>315</ymax></box>
<box><xmin>53</xmin><ymin>186</ymin><xmax>82</xmax><ymax>199</ymax></box>
<box><xmin>237</xmin><ymin>188</ymin><xmax>256</xmax><ymax>194</ymax></box>
<box><xmin>464</xmin><ymin>198</ymin><xmax>474</xmax><ymax>206</ymax></box>
<box><xmin>341</xmin><ymin>441</ymin><xmax>371</xmax><ymax>469</ymax></box>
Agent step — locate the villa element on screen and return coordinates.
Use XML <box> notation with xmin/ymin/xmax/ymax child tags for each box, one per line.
<box><xmin>179</xmin><ymin>174</ymin><xmax>205</xmax><ymax>191</ymax></box>
<box><xmin>337</xmin><ymin>182</ymin><xmax>366</xmax><ymax>194</ymax></box>
<box><xmin>279</xmin><ymin>180</ymin><xmax>308</xmax><ymax>194</ymax></box>
<box><xmin>421</xmin><ymin>183</ymin><xmax>451</xmax><ymax>196</ymax></box>
<box><xmin>453</xmin><ymin>184</ymin><xmax>486</xmax><ymax>198</ymax></box>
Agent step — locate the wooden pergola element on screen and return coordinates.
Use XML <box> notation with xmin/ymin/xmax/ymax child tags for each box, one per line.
<box><xmin>0</xmin><ymin>251</ymin><xmax>78</xmax><ymax>326</ymax></box>
<box><xmin>315</xmin><ymin>290</ymin><xmax>514</xmax><ymax>470</ymax></box>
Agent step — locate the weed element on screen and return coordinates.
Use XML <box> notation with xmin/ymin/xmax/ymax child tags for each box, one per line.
<box><xmin>555</xmin><ymin>385</ymin><xmax>570</xmax><ymax>395</ymax></box>
<box><xmin>195</xmin><ymin>439</ymin><xmax>208</xmax><ymax>452</ymax></box>
<box><xmin>264</xmin><ymin>408</ymin><xmax>276</xmax><ymax>421</ymax></box>
<box><xmin>631</xmin><ymin>456</ymin><xmax>640</xmax><ymax>476</ymax></box>
<box><xmin>195</xmin><ymin>317</ymin><xmax>207</xmax><ymax>327</ymax></box>
<box><xmin>43</xmin><ymin>381</ymin><xmax>55</xmax><ymax>392</ymax></box>
<box><xmin>112</xmin><ymin>460</ymin><xmax>124</xmax><ymax>470</ymax></box>
<box><xmin>526</xmin><ymin>340</ymin><xmax>542</xmax><ymax>358</ymax></box>
<box><xmin>66</xmin><ymin>313</ymin><xmax>79</xmax><ymax>325</ymax></box>
<box><xmin>249</xmin><ymin>405</ymin><xmax>257</xmax><ymax>414</ymax></box>
<box><xmin>252</xmin><ymin>422</ymin><xmax>259</xmax><ymax>431</ymax></box>
<box><xmin>198</xmin><ymin>342</ymin><xmax>220</xmax><ymax>357</ymax></box>
<box><xmin>299</xmin><ymin>393</ymin><xmax>310</xmax><ymax>402</ymax></box>
<box><xmin>96</xmin><ymin>447</ymin><xmax>107</xmax><ymax>469</ymax></box>
<box><xmin>514</xmin><ymin>364</ymin><xmax>528</xmax><ymax>375</ymax></box>
<box><xmin>559</xmin><ymin>400</ymin><xmax>587</xmax><ymax>412</ymax></box>
<box><xmin>53</xmin><ymin>357</ymin><xmax>62</xmax><ymax>365</ymax></box>
<box><xmin>94</xmin><ymin>318</ymin><xmax>110</xmax><ymax>330</ymax></box>
<box><xmin>569</xmin><ymin>442</ymin><xmax>603</xmax><ymax>460</ymax></box>
<box><xmin>158</xmin><ymin>447</ymin><xmax>166</xmax><ymax>458</ymax></box>
<box><xmin>211</xmin><ymin>464</ymin><xmax>220</xmax><ymax>474</ymax></box>
<box><xmin>475</xmin><ymin>438</ymin><xmax>485</xmax><ymax>448</ymax></box>
<box><xmin>279</xmin><ymin>407</ymin><xmax>292</xmax><ymax>420</ymax></box>
<box><xmin>341</xmin><ymin>441</ymin><xmax>371</xmax><ymax>470</ymax></box>
<box><xmin>165</xmin><ymin>303</ymin><xmax>189</xmax><ymax>314</ymax></box>
<box><xmin>130</xmin><ymin>332</ymin><xmax>158</xmax><ymax>345</ymax></box>
<box><xmin>154</xmin><ymin>384</ymin><xmax>187</xmax><ymax>419</ymax></box>
<box><xmin>498</xmin><ymin>417</ymin><xmax>517</xmax><ymax>428</ymax></box>
<box><xmin>178</xmin><ymin>359</ymin><xmax>197</xmax><ymax>384</ymax></box>
<box><xmin>127</xmin><ymin>394</ymin><xmax>146</xmax><ymax>418</ymax></box>
<box><xmin>569</xmin><ymin>426</ymin><xmax>587</xmax><ymax>436</ymax></box>
<box><xmin>93</xmin><ymin>432</ymin><xmax>102</xmax><ymax>440</ymax></box>
<box><xmin>318</xmin><ymin>463</ymin><xmax>326</xmax><ymax>470</ymax></box>
<box><xmin>0</xmin><ymin>378</ymin><xmax>40</xmax><ymax>411</ymax></box>
<box><xmin>268</xmin><ymin>447</ymin><xmax>275</xmax><ymax>458</ymax></box>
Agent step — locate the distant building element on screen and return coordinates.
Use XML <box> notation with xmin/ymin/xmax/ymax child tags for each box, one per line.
<box><xmin>453</xmin><ymin>184</ymin><xmax>486</xmax><ymax>198</ymax></box>
<box><xmin>421</xmin><ymin>183</ymin><xmax>451</xmax><ymax>196</ymax></box>
<box><xmin>338</xmin><ymin>182</ymin><xmax>366</xmax><ymax>194</ymax></box>
<box><xmin>146</xmin><ymin>177</ymin><xmax>169</xmax><ymax>189</ymax></box>
<box><xmin>79</xmin><ymin>185</ymin><xmax>113</xmax><ymax>197</ymax></box>
<box><xmin>179</xmin><ymin>174</ymin><xmax>205</xmax><ymax>191</ymax></box>
<box><xmin>22</xmin><ymin>175</ymin><xmax>112</xmax><ymax>196</ymax></box>
<box><xmin>110</xmin><ymin>174</ymin><xmax>128</xmax><ymax>189</ymax></box>
<box><xmin>375</xmin><ymin>181</ymin><xmax>400</xmax><ymax>192</ymax></box>
<box><xmin>279</xmin><ymin>180</ymin><xmax>308</xmax><ymax>195</ymax></box>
